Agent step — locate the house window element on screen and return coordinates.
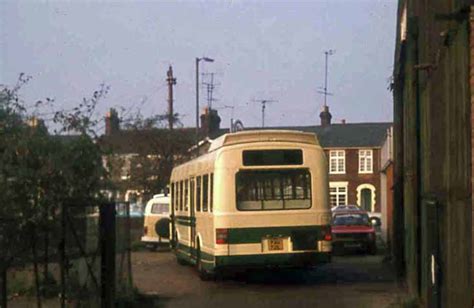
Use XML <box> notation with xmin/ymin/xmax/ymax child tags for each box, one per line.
<box><xmin>329</xmin><ymin>150</ymin><xmax>345</xmax><ymax>174</ymax></box>
<box><xmin>359</xmin><ymin>150</ymin><xmax>373</xmax><ymax>173</ymax></box>
<box><xmin>329</xmin><ymin>182</ymin><xmax>348</xmax><ymax>207</ymax></box>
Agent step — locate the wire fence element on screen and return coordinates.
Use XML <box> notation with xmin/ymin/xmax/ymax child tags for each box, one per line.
<box><xmin>0</xmin><ymin>201</ymin><xmax>134</xmax><ymax>308</ymax></box>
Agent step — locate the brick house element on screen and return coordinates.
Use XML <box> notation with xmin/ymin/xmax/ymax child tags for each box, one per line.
<box><xmin>98</xmin><ymin>107</ymin><xmax>226</xmax><ymax>204</ymax></box>
<box><xmin>245</xmin><ymin>106</ymin><xmax>392</xmax><ymax>215</ymax></box>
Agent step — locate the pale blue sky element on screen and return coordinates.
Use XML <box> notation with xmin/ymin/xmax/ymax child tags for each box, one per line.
<box><xmin>1</xmin><ymin>0</ymin><xmax>397</xmax><ymax>130</ymax></box>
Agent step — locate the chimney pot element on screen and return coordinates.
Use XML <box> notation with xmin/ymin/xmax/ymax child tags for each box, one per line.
<box><xmin>319</xmin><ymin>105</ymin><xmax>332</xmax><ymax>127</ymax></box>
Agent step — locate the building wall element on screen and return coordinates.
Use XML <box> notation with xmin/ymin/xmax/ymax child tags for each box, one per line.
<box><xmin>326</xmin><ymin>147</ymin><xmax>382</xmax><ymax>212</ymax></box>
<box><xmin>393</xmin><ymin>1</ymin><xmax>472</xmax><ymax>306</ymax></box>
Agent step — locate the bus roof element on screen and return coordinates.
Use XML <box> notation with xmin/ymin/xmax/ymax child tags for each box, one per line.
<box><xmin>208</xmin><ymin>130</ymin><xmax>320</xmax><ymax>152</ymax></box>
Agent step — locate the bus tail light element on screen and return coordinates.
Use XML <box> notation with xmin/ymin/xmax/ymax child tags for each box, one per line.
<box><xmin>324</xmin><ymin>232</ymin><xmax>332</xmax><ymax>241</ymax></box>
<box><xmin>216</xmin><ymin>228</ymin><xmax>228</xmax><ymax>244</ymax></box>
<box><xmin>144</xmin><ymin>226</ymin><xmax>148</xmax><ymax>235</ymax></box>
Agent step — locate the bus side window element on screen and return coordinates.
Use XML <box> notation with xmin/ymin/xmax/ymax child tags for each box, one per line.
<box><xmin>190</xmin><ymin>178</ymin><xmax>195</xmax><ymax>212</ymax></box>
<box><xmin>203</xmin><ymin>174</ymin><xmax>209</xmax><ymax>212</ymax></box>
<box><xmin>184</xmin><ymin>179</ymin><xmax>189</xmax><ymax>211</ymax></box>
<box><xmin>171</xmin><ymin>183</ymin><xmax>175</xmax><ymax>212</ymax></box>
<box><xmin>179</xmin><ymin>181</ymin><xmax>183</xmax><ymax>211</ymax></box>
<box><xmin>210</xmin><ymin>173</ymin><xmax>214</xmax><ymax>212</ymax></box>
<box><xmin>196</xmin><ymin>176</ymin><xmax>202</xmax><ymax>212</ymax></box>
<box><xmin>175</xmin><ymin>182</ymin><xmax>179</xmax><ymax>211</ymax></box>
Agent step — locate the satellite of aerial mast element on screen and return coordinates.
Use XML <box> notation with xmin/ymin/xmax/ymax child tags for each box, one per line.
<box><xmin>253</xmin><ymin>99</ymin><xmax>277</xmax><ymax>128</ymax></box>
<box><xmin>318</xmin><ymin>49</ymin><xmax>335</xmax><ymax>107</ymax></box>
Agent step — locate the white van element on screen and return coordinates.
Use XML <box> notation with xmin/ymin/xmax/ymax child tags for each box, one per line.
<box><xmin>141</xmin><ymin>194</ymin><xmax>171</xmax><ymax>249</ymax></box>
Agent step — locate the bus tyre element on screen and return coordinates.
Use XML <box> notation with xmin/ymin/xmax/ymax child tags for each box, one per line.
<box><xmin>197</xmin><ymin>246</ymin><xmax>213</xmax><ymax>281</ymax></box>
<box><xmin>176</xmin><ymin>256</ymin><xmax>187</xmax><ymax>265</ymax></box>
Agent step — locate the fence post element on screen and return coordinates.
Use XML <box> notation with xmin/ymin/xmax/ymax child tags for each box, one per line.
<box><xmin>0</xmin><ymin>265</ymin><xmax>6</xmax><ymax>308</ymax></box>
<box><xmin>100</xmin><ymin>202</ymin><xmax>115</xmax><ymax>308</ymax></box>
<box><xmin>59</xmin><ymin>202</ymin><xmax>66</xmax><ymax>308</ymax></box>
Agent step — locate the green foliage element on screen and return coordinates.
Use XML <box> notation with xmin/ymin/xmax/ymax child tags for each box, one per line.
<box><xmin>0</xmin><ymin>75</ymin><xmax>108</xmax><ymax>267</ymax></box>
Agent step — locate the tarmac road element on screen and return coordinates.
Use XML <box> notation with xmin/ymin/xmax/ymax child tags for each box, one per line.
<box><xmin>132</xmin><ymin>249</ymin><xmax>406</xmax><ymax>308</ymax></box>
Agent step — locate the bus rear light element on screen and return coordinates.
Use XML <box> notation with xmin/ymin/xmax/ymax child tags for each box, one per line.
<box><xmin>216</xmin><ymin>228</ymin><xmax>228</xmax><ymax>244</ymax></box>
<box><xmin>324</xmin><ymin>232</ymin><xmax>332</xmax><ymax>241</ymax></box>
<box><xmin>144</xmin><ymin>226</ymin><xmax>148</xmax><ymax>235</ymax></box>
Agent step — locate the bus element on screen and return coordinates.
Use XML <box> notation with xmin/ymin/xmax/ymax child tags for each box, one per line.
<box><xmin>169</xmin><ymin>130</ymin><xmax>332</xmax><ymax>279</ymax></box>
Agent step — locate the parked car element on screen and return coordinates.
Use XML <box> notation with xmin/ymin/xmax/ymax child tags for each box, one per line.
<box><xmin>332</xmin><ymin>204</ymin><xmax>381</xmax><ymax>228</ymax></box>
<box><xmin>141</xmin><ymin>194</ymin><xmax>170</xmax><ymax>250</ymax></box>
<box><xmin>331</xmin><ymin>210</ymin><xmax>377</xmax><ymax>255</ymax></box>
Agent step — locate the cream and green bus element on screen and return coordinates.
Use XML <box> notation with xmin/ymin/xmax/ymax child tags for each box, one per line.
<box><xmin>170</xmin><ymin>130</ymin><xmax>332</xmax><ymax>279</ymax></box>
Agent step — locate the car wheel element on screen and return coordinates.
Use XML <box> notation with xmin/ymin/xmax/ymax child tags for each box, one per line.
<box><xmin>368</xmin><ymin>243</ymin><xmax>377</xmax><ymax>255</ymax></box>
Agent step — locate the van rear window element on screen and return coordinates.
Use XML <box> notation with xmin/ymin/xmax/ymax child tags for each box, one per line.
<box><xmin>243</xmin><ymin>150</ymin><xmax>303</xmax><ymax>166</ymax></box>
<box><xmin>151</xmin><ymin>203</ymin><xmax>169</xmax><ymax>214</ymax></box>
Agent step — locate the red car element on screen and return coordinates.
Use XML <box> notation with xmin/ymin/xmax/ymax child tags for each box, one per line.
<box><xmin>331</xmin><ymin>210</ymin><xmax>377</xmax><ymax>254</ymax></box>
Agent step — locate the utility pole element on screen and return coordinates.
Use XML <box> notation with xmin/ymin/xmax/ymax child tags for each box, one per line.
<box><xmin>166</xmin><ymin>65</ymin><xmax>177</xmax><ymax>130</ymax></box>
<box><xmin>318</xmin><ymin>50</ymin><xmax>335</xmax><ymax>107</ymax></box>
<box><xmin>254</xmin><ymin>99</ymin><xmax>276</xmax><ymax>128</ymax></box>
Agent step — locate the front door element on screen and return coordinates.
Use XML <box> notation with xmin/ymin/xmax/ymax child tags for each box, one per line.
<box><xmin>361</xmin><ymin>188</ymin><xmax>372</xmax><ymax>212</ymax></box>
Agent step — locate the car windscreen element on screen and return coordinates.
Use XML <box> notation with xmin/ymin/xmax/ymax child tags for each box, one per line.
<box><xmin>151</xmin><ymin>203</ymin><xmax>169</xmax><ymax>214</ymax></box>
<box><xmin>236</xmin><ymin>169</ymin><xmax>311</xmax><ymax>211</ymax></box>
<box><xmin>332</xmin><ymin>213</ymin><xmax>370</xmax><ymax>226</ymax></box>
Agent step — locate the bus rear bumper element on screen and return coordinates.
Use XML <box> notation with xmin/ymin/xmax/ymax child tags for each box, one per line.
<box><xmin>215</xmin><ymin>252</ymin><xmax>331</xmax><ymax>269</ymax></box>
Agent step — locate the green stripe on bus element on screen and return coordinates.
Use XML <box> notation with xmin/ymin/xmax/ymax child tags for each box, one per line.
<box><xmin>215</xmin><ymin>252</ymin><xmax>331</xmax><ymax>267</ymax></box>
<box><xmin>176</xmin><ymin>242</ymin><xmax>214</xmax><ymax>262</ymax></box>
<box><xmin>174</xmin><ymin>215</ymin><xmax>195</xmax><ymax>222</ymax></box>
<box><xmin>176</xmin><ymin>220</ymin><xmax>195</xmax><ymax>227</ymax></box>
<box><xmin>227</xmin><ymin>225</ymin><xmax>328</xmax><ymax>244</ymax></box>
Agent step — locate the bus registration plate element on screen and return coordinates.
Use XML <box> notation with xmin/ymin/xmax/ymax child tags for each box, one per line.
<box><xmin>268</xmin><ymin>238</ymin><xmax>283</xmax><ymax>251</ymax></box>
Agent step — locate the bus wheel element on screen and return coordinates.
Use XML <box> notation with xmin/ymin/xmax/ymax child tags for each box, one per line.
<box><xmin>197</xmin><ymin>245</ymin><xmax>213</xmax><ymax>281</ymax></box>
<box><xmin>176</xmin><ymin>256</ymin><xmax>187</xmax><ymax>265</ymax></box>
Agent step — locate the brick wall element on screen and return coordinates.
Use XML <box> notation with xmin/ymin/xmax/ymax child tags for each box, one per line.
<box><xmin>326</xmin><ymin>148</ymin><xmax>382</xmax><ymax>212</ymax></box>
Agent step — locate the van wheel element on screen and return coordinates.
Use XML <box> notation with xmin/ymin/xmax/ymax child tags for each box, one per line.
<box><xmin>197</xmin><ymin>245</ymin><xmax>213</xmax><ymax>281</ymax></box>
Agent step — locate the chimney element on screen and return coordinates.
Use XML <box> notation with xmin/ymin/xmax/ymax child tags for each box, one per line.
<box><xmin>105</xmin><ymin>108</ymin><xmax>120</xmax><ymax>135</ymax></box>
<box><xmin>319</xmin><ymin>105</ymin><xmax>332</xmax><ymax>127</ymax></box>
<box><xmin>200</xmin><ymin>107</ymin><xmax>221</xmax><ymax>137</ymax></box>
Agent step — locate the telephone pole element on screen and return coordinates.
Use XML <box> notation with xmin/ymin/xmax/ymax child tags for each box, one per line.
<box><xmin>166</xmin><ymin>65</ymin><xmax>177</xmax><ymax>130</ymax></box>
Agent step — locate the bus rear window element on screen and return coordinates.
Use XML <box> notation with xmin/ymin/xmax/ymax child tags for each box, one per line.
<box><xmin>236</xmin><ymin>169</ymin><xmax>311</xmax><ymax>211</ymax></box>
<box><xmin>242</xmin><ymin>150</ymin><xmax>303</xmax><ymax>166</ymax></box>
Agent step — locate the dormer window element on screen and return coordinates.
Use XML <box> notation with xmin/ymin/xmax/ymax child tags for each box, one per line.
<box><xmin>329</xmin><ymin>150</ymin><xmax>345</xmax><ymax>174</ymax></box>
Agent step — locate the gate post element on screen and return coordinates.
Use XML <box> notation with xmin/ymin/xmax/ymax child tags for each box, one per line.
<box><xmin>100</xmin><ymin>202</ymin><xmax>116</xmax><ymax>308</ymax></box>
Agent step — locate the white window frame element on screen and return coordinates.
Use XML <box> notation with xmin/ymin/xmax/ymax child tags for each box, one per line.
<box><xmin>356</xmin><ymin>183</ymin><xmax>376</xmax><ymax>212</ymax></box>
<box><xmin>329</xmin><ymin>182</ymin><xmax>348</xmax><ymax>207</ymax></box>
<box><xmin>329</xmin><ymin>150</ymin><xmax>346</xmax><ymax>174</ymax></box>
<box><xmin>358</xmin><ymin>149</ymin><xmax>373</xmax><ymax>174</ymax></box>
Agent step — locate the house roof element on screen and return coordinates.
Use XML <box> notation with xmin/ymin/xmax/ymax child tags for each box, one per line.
<box><xmin>98</xmin><ymin>128</ymin><xmax>196</xmax><ymax>155</ymax></box>
<box><xmin>242</xmin><ymin>122</ymin><xmax>393</xmax><ymax>148</ymax></box>
<box><xmin>98</xmin><ymin>122</ymin><xmax>392</xmax><ymax>155</ymax></box>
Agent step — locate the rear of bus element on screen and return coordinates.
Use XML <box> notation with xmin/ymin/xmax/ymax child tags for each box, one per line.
<box><xmin>212</xmin><ymin>132</ymin><xmax>332</xmax><ymax>270</ymax></box>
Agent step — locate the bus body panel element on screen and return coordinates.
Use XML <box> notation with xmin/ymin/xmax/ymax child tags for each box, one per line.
<box><xmin>170</xmin><ymin>131</ymin><xmax>331</xmax><ymax>272</ymax></box>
